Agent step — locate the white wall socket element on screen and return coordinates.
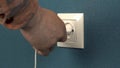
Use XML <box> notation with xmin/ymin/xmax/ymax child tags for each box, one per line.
<box><xmin>57</xmin><ymin>13</ymin><xmax>84</xmax><ymax>49</ymax></box>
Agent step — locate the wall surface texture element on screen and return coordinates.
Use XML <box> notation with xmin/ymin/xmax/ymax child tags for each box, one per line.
<box><xmin>0</xmin><ymin>0</ymin><xmax>120</xmax><ymax>68</ymax></box>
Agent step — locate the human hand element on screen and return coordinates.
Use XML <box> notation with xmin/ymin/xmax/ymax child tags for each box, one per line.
<box><xmin>0</xmin><ymin>0</ymin><xmax>67</xmax><ymax>56</ymax></box>
<box><xmin>20</xmin><ymin>8</ymin><xmax>67</xmax><ymax>56</ymax></box>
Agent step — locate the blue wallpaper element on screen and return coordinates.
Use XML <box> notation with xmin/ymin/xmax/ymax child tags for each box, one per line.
<box><xmin>0</xmin><ymin>0</ymin><xmax>120</xmax><ymax>68</ymax></box>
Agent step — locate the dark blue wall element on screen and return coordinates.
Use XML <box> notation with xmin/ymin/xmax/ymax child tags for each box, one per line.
<box><xmin>0</xmin><ymin>0</ymin><xmax>120</xmax><ymax>68</ymax></box>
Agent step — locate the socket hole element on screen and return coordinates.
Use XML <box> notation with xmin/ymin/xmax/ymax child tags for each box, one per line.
<box><xmin>72</xmin><ymin>29</ymin><xmax>74</xmax><ymax>32</ymax></box>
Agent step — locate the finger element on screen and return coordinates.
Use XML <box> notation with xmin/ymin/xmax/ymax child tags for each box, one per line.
<box><xmin>0</xmin><ymin>13</ymin><xmax>6</xmax><ymax>24</ymax></box>
<box><xmin>58</xmin><ymin>35</ymin><xmax>67</xmax><ymax>42</ymax></box>
<box><xmin>37</xmin><ymin>49</ymin><xmax>50</xmax><ymax>56</ymax></box>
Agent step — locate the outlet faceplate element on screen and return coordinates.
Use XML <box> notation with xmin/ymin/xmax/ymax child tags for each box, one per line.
<box><xmin>57</xmin><ymin>13</ymin><xmax>84</xmax><ymax>49</ymax></box>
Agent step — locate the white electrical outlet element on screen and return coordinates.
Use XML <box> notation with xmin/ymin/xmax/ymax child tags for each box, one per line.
<box><xmin>57</xmin><ymin>13</ymin><xmax>84</xmax><ymax>48</ymax></box>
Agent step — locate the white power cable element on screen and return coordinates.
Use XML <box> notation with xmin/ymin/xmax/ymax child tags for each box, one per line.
<box><xmin>34</xmin><ymin>50</ymin><xmax>37</xmax><ymax>68</ymax></box>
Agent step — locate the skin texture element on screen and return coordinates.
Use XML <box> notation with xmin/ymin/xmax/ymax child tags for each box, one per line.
<box><xmin>0</xmin><ymin>0</ymin><xmax>39</xmax><ymax>29</ymax></box>
<box><xmin>0</xmin><ymin>0</ymin><xmax>67</xmax><ymax>56</ymax></box>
